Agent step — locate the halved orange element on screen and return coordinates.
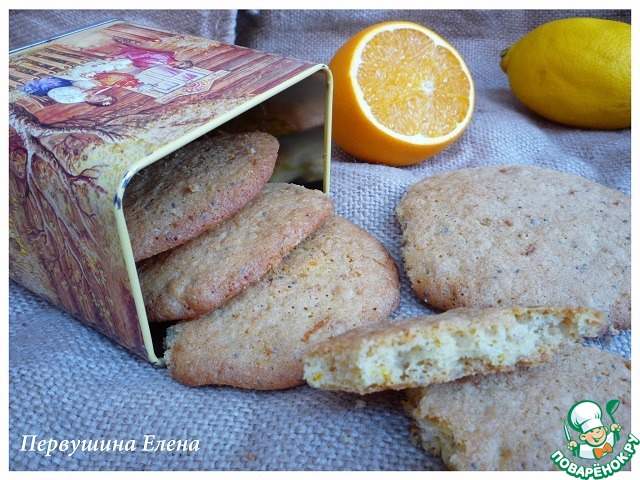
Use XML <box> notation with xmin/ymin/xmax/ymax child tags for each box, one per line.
<box><xmin>329</xmin><ymin>21</ymin><xmax>475</xmax><ymax>166</ymax></box>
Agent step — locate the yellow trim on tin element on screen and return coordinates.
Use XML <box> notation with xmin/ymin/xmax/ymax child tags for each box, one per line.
<box><xmin>113</xmin><ymin>199</ymin><xmax>160</xmax><ymax>365</ymax></box>
<box><xmin>113</xmin><ymin>64</ymin><xmax>333</xmax><ymax>365</ymax></box>
<box><xmin>320</xmin><ymin>65</ymin><xmax>334</xmax><ymax>195</ymax></box>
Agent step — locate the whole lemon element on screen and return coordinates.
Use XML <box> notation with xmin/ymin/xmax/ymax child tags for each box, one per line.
<box><xmin>500</xmin><ymin>17</ymin><xmax>630</xmax><ymax>130</ymax></box>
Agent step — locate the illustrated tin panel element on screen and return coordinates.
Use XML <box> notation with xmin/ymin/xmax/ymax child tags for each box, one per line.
<box><xmin>9</xmin><ymin>21</ymin><xmax>329</xmax><ymax>362</ymax></box>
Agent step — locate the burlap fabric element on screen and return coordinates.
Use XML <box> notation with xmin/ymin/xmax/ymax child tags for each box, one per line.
<box><xmin>9</xmin><ymin>9</ymin><xmax>631</xmax><ymax>471</ymax></box>
<box><xmin>9</xmin><ymin>10</ymin><xmax>237</xmax><ymax>50</ymax></box>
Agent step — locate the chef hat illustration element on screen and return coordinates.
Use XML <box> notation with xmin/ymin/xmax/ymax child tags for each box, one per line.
<box><xmin>568</xmin><ymin>401</ymin><xmax>604</xmax><ymax>434</ymax></box>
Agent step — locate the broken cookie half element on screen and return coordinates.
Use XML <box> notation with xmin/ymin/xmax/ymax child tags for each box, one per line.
<box><xmin>404</xmin><ymin>343</ymin><xmax>630</xmax><ymax>470</ymax></box>
<box><xmin>303</xmin><ymin>306</ymin><xmax>607</xmax><ymax>394</ymax></box>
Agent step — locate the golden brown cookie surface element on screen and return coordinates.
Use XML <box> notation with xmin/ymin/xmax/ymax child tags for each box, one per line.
<box><xmin>396</xmin><ymin>166</ymin><xmax>630</xmax><ymax>330</ymax></box>
<box><xmin>405</xmin><ymin>344</ymin><xmax>631</xmax><ymax>470</ymax></box>
<box><xmin>164</xmin><ymin>216</ymin><xmax>401</xmax><ymax>390</ymax></box>
<box><xmin>124</xmin><ymin>131</ymin><xmax>278</xmax><ymax>261</ymax></box>
<box><xmin>139</xmin><ymin>183</ymin><xmax>333</xmax><ymax>321</ymax></box>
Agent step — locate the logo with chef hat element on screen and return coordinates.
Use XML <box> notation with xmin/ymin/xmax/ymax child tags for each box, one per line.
<box><xmin>565</xmin><ymin>400</ymin><xmax>621</xmax><ymax>460</ymax></box>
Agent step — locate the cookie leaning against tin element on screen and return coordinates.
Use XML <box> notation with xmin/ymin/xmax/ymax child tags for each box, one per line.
<box><xmin>164</xmin><ymin>216</ymin><xmax>401</xmax><ymax>390</ymax></box>
<box><xmin>404</xmin><ymin>344</ymin><xmax>631</xmax><ymax>470</ymax></box>
<box><xmin>396</xmin><ymin>165</ymin><xmax>630</xmax><ymax>331</ymax></box>
<box><xmin>138</xmin><ymin>183</ymin><xmax>334</xmax><ymax>321</ymax></box>
<box><xmin>124</xmin><ymin>131</ymin><xmax>278</xmax><ymax>261</ymax></box>
<box><xmin>304</xmin><ymin>306</ymin><xmax>607</xmax><ymax>394</ymax></box>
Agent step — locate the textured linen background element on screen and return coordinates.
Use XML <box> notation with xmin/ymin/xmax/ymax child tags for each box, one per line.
<box><xmin>9</xmin><ymin>10</ymin><xmax>631</xmax><ymax>471</ymax></box>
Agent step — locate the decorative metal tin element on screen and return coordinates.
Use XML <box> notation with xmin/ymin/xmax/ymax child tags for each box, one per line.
<box><xmin>9</xmin><ymin>21</ymin><xmax>332</xmax><ymax>364</ymax></box>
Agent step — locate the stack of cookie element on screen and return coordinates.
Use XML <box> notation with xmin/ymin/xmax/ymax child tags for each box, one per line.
<box><xmin>124</xmin><ymin>130</ymin><xmax>401</xmax><ymax>390</ymax></box>
<box><xmin>303</xmin><ymin>166</ymin><xmax>631</xmax><ymax>470</ymax></box>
